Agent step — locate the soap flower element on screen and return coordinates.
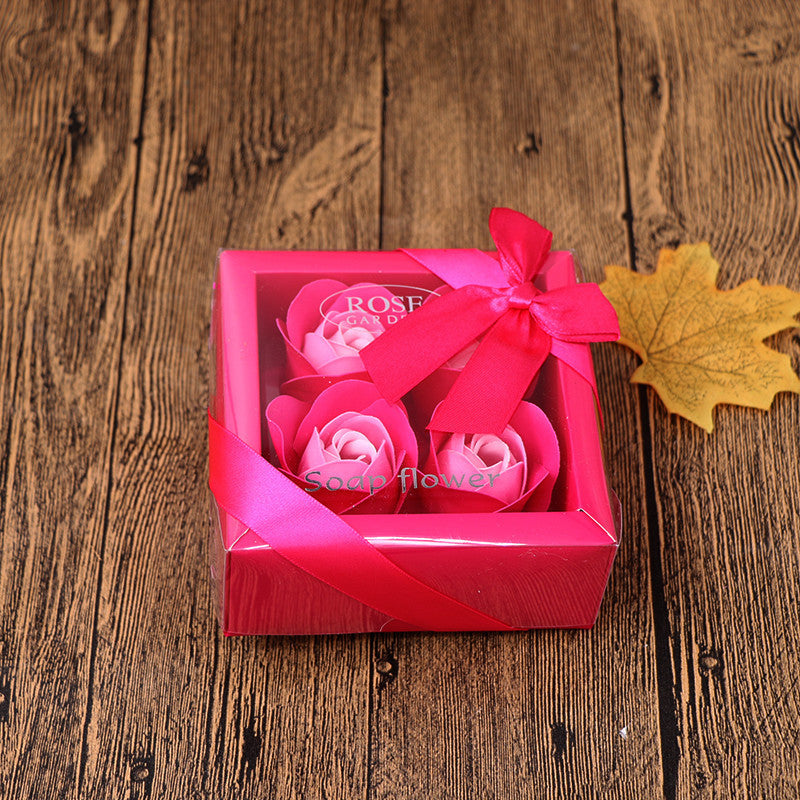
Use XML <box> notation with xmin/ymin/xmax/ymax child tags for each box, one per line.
<box><xmin>419</xmin><ymin>401</ymin><xmax>560</xmax><ymax>513</ymax></box>
<box><xmin>278</xmin><ymin>279</ymin><xmax>415</xmax><ymax>401</ymax></box>
<box><xmin>266</xmin><ymin>379</ymin><xmax>418</xmax><ymax>514</ymax></box>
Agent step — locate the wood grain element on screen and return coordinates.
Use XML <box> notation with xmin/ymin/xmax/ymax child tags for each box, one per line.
<box><xmin>0</xmin><ymin>2</ymin><xmax>149</xmax><ymax>798</ymax></box>
<box><xmin>4</xmin><ymin>0</ymin><xmax>800</xmax><ymax>797</ymax></box>
<box><xmin>75</xmin><ymin>1</ymin><xmax>384</xmax><ymax>798</ymax></box>
<box><xmin>371</xmin><ymin>2</ymin><xmax>662</xmax><ymax>798</ymax></box>
<box><xmin>617</xmin><ymin>0</ymin><xmax>800</xmax><ymax>796</ymax></box>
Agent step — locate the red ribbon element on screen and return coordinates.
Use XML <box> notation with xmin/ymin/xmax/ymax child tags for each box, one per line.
<box><xmin>361</xmin><ymin>208</ymin><xmax>620</xmax><ymax>434</ymax></box>
<box><xmin>209</xmin><ymin>412</ymin><xmax>518</xmax><ymax>632</ymax></box>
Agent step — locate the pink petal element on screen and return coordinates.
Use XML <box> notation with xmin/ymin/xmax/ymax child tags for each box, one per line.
<box><xmin>436</xmin><ymin>448</ymin><xmax>487</xmax><ymax>486</ymax></box>
<box><xmin>508</xmin><ymin>464</ymin><xmax>550</xmax><ymax>512</ymax></box>
<box><xmin>509</xmin><ymin>401</ymin><xmax>560</xmax><ymax>491</ymax></box>
<box><xmin>319</xmin><ymin>411</ymin><xmax>393</xmax><ymax>455</ymax></box>
<box><xmin>434</xmin><ymin>448</ymin><xmax>524</xmax><ymax>504</ymax></box>
<box><xmin>321</xmin><ymin>414</ymin><xmax>398</xmax><ymax>476</ymax></box>
<box><xmin>295</xmin><ymin>380</ymin><xmax>383</xmax><ymax>446</ymax></box>
<box><xmin>302</xmin><ymin>330</ymin><xmax>343</xmax><ymax>371</ymax></box>
<box><xmin>338</xmin><ymin>327</ymin><xmax>381</xmax><ymax>353</ymax></box>
<box><xmin>279</xmin><ymin>373</ymin><xmax>368</xmax><ymax>403</ymax></box>
<box><xmin>466</xmin><ymin>426</ymin><xmax>526</xmax><ymax>487</ymax></box>
<box><xmin>318</xmin><ymin>356</ymin><xmax>370</xmax><ymax>377</ymax></box>
<box><xmin>469</xmin><ymin>434</ymin><xmax>513</xmax><ymax>468</ymax></box>
<box><xmin>437</xmin><ymin>433</ymin><xmax>487</xmax><ymax>472</ymax></box>
<box><xmin>360</xmin><ymin>440</ymin><xmax>394</xmax><ymax>479</ymax></box>
<box><xmin>302</xmin><ymin>328</ymin><xmax>367</xmax><ymax>375</ymax></box>
<box><xmin>286</xmin><ymin>279</ymin><xmax>347</xmax><ymax>345</ymax></box>
<box><xmin>265</xmin><ymin>394</ymin><xmax>310</xmax><ymax>471</ymax></box>
<box><xmin>475</xmin><ymin>461</ymin><xmax>524</xmax><ymax>506</ymax></box>
<box><xmin>297</xmin><ymin>428</ymin><xmax>334</xmax><ymax>474</ymax></box>
<box><xmin>361</xmin><ymin>398</ymin><xmax>418</xmax><ymax>467</ymax></box>
<box><xmin>439</xmin><ymin>432</ymin><xmax>466</xmax><ymax>455</ymax></box>
<box><xmin>324</xmin><ymin>325</ymin><xmax>375</xmax><ymax>356</ymax></box>
<box><xmin>277</xmin><ymin>318</ymin><xmax>317</xmax><ymax>379</ymax></box>
<box><xmin>330</xmin><ymin>428</ymin><xmax>378</xmax><ymax>461</ymax></box>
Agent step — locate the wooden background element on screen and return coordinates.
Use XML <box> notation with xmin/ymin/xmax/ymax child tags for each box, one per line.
<box><xmin>1</xmin><ymin>0</ymin><xmax>799</xmax><ymax>797</ymax></box>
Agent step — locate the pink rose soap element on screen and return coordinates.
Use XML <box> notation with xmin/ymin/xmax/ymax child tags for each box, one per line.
<box><xmin>420</xmin><ymin>401</ymin><xmax>559</xmax><ymax>514</ymax></box>
<box><xmin>266</xmin><ymin>380</ymin><xmax>418</xmax><ymax>514</ymax></box>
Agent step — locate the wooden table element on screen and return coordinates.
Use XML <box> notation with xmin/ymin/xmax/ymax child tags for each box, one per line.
<box><xmin>2</xmin><ymin>1</ymin><xmax>799</xmax><ymax>797</ymax></box>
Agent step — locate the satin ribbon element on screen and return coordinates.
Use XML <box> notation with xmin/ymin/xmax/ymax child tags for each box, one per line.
<box><xmin>209</xmin><ymin>412</ymin><xmax>518</xmax><ymax>631</ymax></box>
<box><xmin>361</xmin><ymin>208</ymin><xmax>620</xmax><ymax>434</ymax></box>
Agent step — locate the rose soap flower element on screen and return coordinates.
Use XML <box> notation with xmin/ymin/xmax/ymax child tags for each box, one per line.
<box><xmin>266</xmin><ymin>379</ymin><xmax>418</xmax><ymax>514</ymax></box>
<box><xmin>419</xmin><ymin>401</ymin><xmax>560</xmax><ymax>513</ymax></box>
<box><xmin>278</xmin><ymin>280</ymin><xmax>413</xmax><ymax>400</ymax></box>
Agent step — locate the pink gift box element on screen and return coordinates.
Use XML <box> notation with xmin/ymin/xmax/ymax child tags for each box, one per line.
<box><xmin>209</xmin><ymin>249</ymin><xmax>620</xmax><ymax>635</ymax></box>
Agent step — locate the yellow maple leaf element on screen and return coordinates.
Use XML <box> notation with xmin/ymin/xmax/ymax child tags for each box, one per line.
<box><xmin>600</xmin><ymin>243</ymin><xmax>800</xmax><ymax>432</ymax></box>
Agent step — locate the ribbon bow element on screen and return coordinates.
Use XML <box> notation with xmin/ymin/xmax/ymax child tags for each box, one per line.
<box><xmin>361</xmin><ymin>208</ymin><xmax>620</xmax><ymax>434</ymax></box>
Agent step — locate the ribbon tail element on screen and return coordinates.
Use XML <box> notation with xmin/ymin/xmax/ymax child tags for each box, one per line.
<box><xmin>532</xmin><ymin>284</ymin><xmax>620</xmax><ymax>341</ymax></box>
<box><xmin>430</xmin><ymin>311</ymin><xmax>551</xmax><ymax>435</ymax></box>
<box><xmin>489</xmin><ymin>208</ymin><xmax>553</xmax><ymax>283</ymax></box>
<box><xmin>361</xmin><ymin>287</ymin><xmax>504</xmax><ymax>403</ymax></box>
<box><xmin>208</xmin><ymin>412</ymin><xmax>517</xmax><ymax>632</ymax></box>
<box><xmin>549</xmin><ymin>339</ymin><xmax>605</xmax><ymax>426</ymax></box>
<box><xmin>401</xmin><ymin>248</ymin><xmax>510</xmax><ymax>289</ymax></box>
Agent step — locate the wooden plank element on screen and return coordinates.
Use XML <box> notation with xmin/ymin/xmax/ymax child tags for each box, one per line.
<box><xmin>78</xmin><ymin>1</ymin><xmax>383</xmax><ymax>797</ymax></box>
<box><xmin>372</xmin><ymin>2</ymin><xmax>663</xmax><ymax>798</ymax></box>
<box><xmin>0</xmin><ymin>1</ymin><xmax>149</xmax><ymax>798</ymax></box>
<box><xmin>617</xmin><ymin>0</ymin><xmax>800</xmax><ymax>796</ymax></box>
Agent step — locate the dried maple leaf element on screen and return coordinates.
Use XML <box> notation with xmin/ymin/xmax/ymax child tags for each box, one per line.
<box><xmin>600</xmin><ymin>243</ymin><xmax>800</xmax><ymax>432</ymax></box>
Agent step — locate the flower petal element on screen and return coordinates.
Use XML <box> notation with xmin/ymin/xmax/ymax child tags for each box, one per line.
<box><xmin>361</xmin><ymin>398</ymin><xmax>418</xmax><ymax>466</ymax></box>
<box><xmin>298</xmin><ymin>427</ymin><xmax>334</xmax><ymax>474</ymax></box>
<box><xmin>509</xmin><ymin>401</ymin><xmax>560</xmax><ymax>493</ymax></box>
<box><xmin>295</xmin><ymin>380</ymin><xmax>383</xmax><ymax>446</ymax></box>
<box><xmin>436</xmin><ymin>448</ymin><xmax>487</xmax><ymax>485</ymax></box>
<box><xmin>277</xmin><ymin>318</ymin><xmax>318</xmax><ymax>379</ymax></box>
<box><xmin>319</xmin><ymin>411</ymin><xmax>393</xmax><ymax>457</ymax></box>
<box><xmin>302</xmin><ymin>330</ymin><xmax>344</xmax><ymax>371</ymax></box>
<box><xmin>505</xmin><ymin>464</ymin><xmax>550</xmax><ymax>512</ymax></box>
<box><xmin>265</xmin><ymin>393</ymin><xmax>310</xmax><ymax>471</ymax></box>
<box><xmin>475</xmin><ymin>461</ymin><xmax>524</xmax><ymax>505</ymax></box>
<box><xmin>302</xmin><ymin>328</ymin><xmax>366</xmax><ymax>375</ymax></box>
<box><xmin>329</xmin><ymin>427</ymin><xmax>378</xmax><ymax>462</ymax></box>
<box><xmin>362</xmin><ymin>440</ymin><xmax>394</xmax><ymax>479</ymax></box>
<box><xmin>468</xmin><ymin>433</ymin><xmax>515</xmax><ymax>469</ymax></box>
<box><xmin>286</xmin><ymin>279</ymin><xmax>347</xmax><ymax>345</ymax></box>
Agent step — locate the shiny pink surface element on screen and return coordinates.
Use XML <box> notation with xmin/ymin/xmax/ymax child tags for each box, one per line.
<box><xmin>209</xmin><ymin>249</ymin><xmax>619</xmax><ymax>634</ymax></box>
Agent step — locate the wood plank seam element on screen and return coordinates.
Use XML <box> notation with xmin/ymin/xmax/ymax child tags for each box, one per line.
<box><xmin>611</xmin><ymin>2</ymin><xmax>679</xmax><ymax>798</ymax></box>
<box><xmin>366</xmin><ymin>6</ymin><xmax>393</xmax><ymax>797</ymax></box>
<box><xmin>73</xmin><ymin>0</ymin><xmax>156</xmax><ymax>796</ymax></box>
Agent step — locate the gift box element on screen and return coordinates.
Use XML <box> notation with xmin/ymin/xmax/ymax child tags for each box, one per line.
<box><xmin>208</xmin><ymin>210</ymin><xmax>621</xmax><ymax>635</ymax></box>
